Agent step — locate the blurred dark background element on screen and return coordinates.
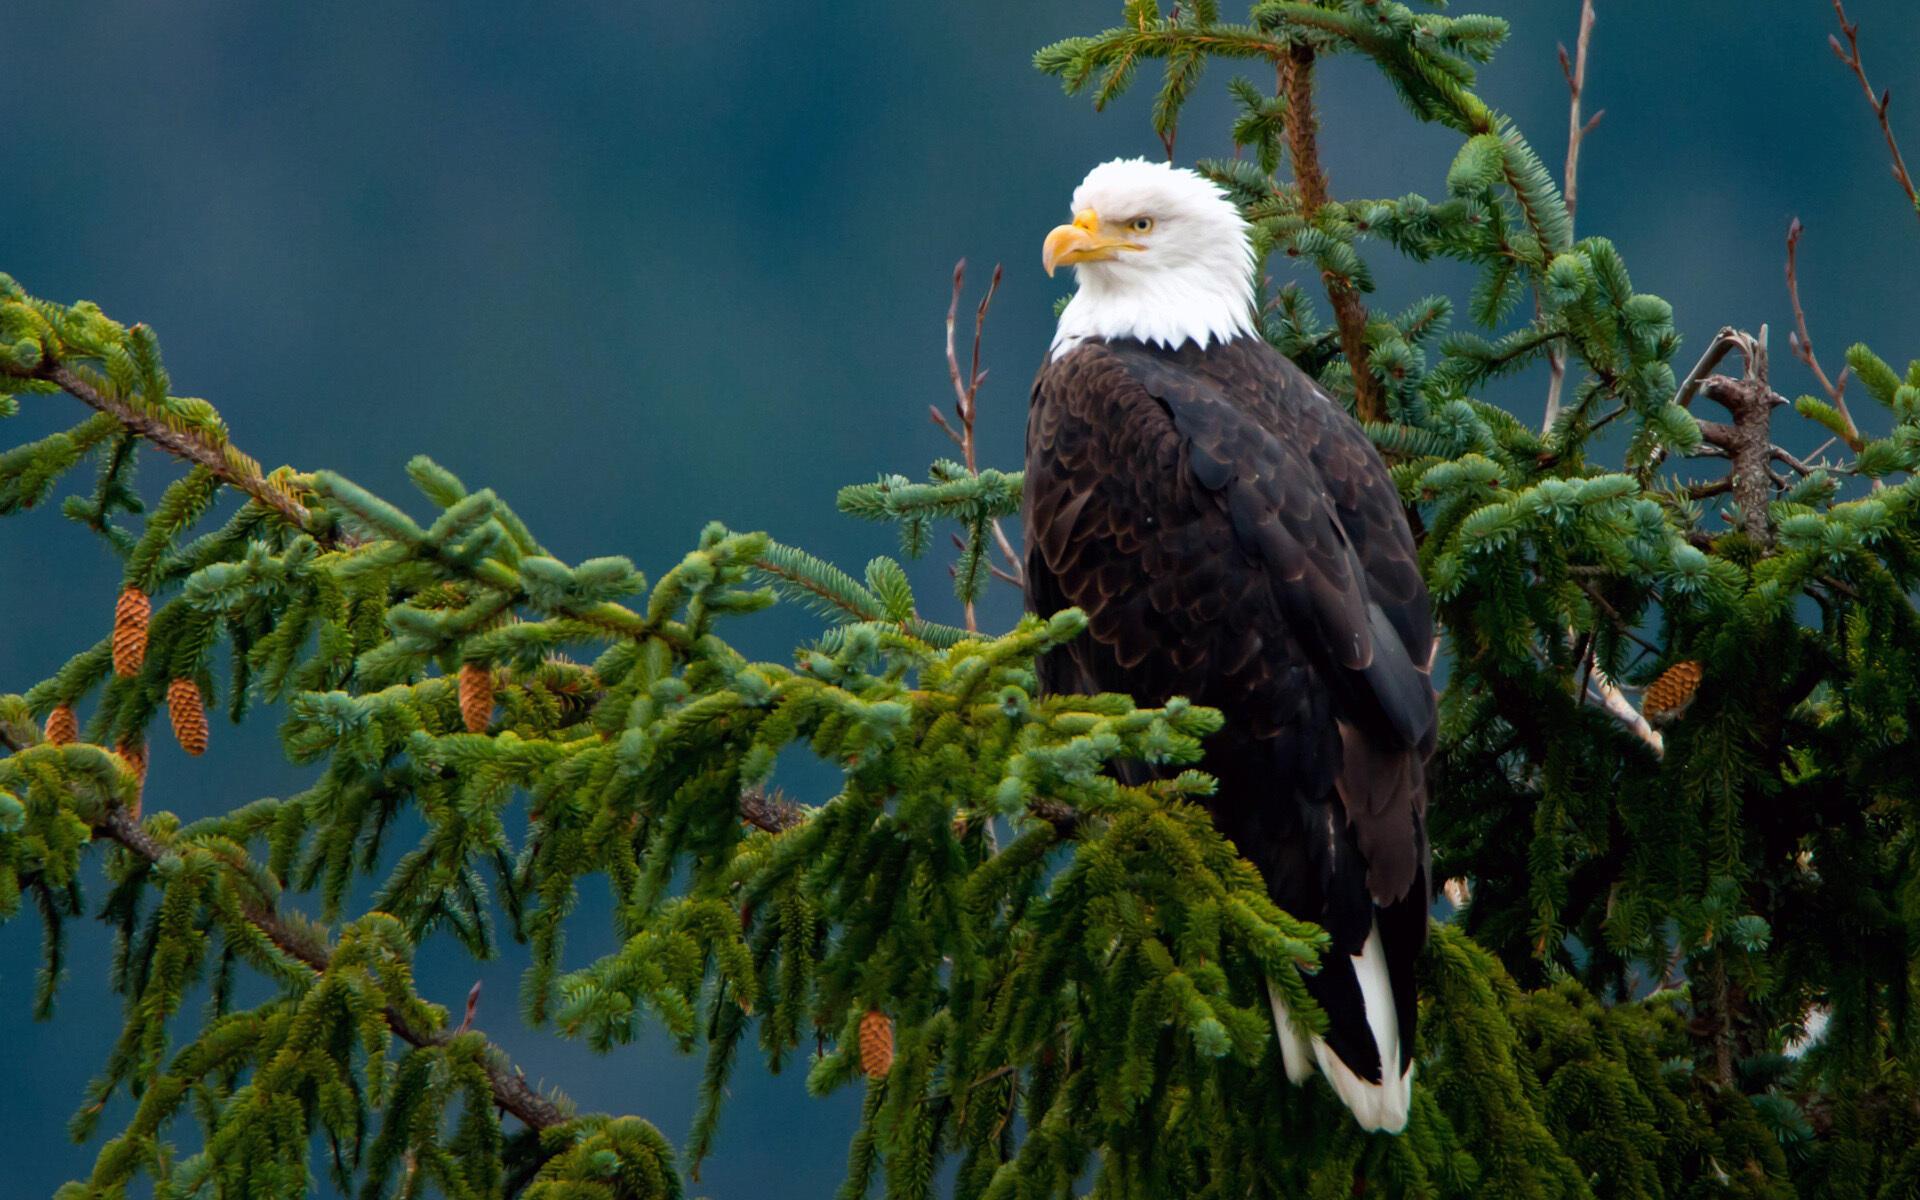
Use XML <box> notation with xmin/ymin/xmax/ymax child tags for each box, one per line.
<box><xmin>3</xmin><ymin>2</ymin><xmax>1916</xmax><ymax>1194</ymax></box>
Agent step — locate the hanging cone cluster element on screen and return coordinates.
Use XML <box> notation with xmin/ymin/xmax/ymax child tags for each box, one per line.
<box><xmin>1642</xmin><ymin>660</ymin><xmax>1704</xmax><ymax>725</ymax></box>
<box><xmin>44</xmin><ymin>703</ymin><xmax>77</xmax><ymax>746</ymax></box>
<box><xmin>112</xmin><ymin>586</ymin><xmax>150</xmax><ymax>677</ymax></box>
<box><xmin>168</xmin><ymin>678</ymin><xmax>208</xmax><ymax>756</ymax></box>
<box><xmin>458</xmin><ymin>662</ymin><xmax>494</xmax><ymax>733</ymax></box>
<box><xmin>858</xmin><ymin>1008</ymin><xmax>894</xmax><ymax>1079</ymax></box>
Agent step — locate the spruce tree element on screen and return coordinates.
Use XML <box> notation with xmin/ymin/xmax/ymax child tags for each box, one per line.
<box><xmin>5</xmin><ymin>2</ymin><xmax>1920</xmax><ymax>1196</ymax></box>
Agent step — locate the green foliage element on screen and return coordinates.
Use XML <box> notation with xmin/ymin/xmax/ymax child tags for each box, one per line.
<box><xmin>5</xmin><ymin>2</ymin><xmax>1920</xmax><ymax>1197</ymax></box>
<box><xmin>0</xmin><ymin>273</ymin><xmax>1319</xmax><ymax>1197</ymax></box>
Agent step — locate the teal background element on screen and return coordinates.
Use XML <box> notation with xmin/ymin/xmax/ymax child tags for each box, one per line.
<box><xmin>3</xmin><ymin>2</ymin><xmax>1918</xmax><ymax>1194</ymax></box>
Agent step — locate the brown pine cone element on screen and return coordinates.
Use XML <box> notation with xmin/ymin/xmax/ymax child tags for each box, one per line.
<box><xmin>168</xmin><ymin>678</ymin><xmax>208</xmax><ymax>756</ymax></box>
<box><xmin>458</xmin><ymin>662</ymin><xmax>494</xmax><ymax>733</ymax></box>
<box><xmin>44</xmin><ymin>703</ymin><xmax>78</xmax><ymax>746</ymax></box>
<box><xmin>1642</xmin><ymin>660</ymin><xmax>1704</xmax><ymax>725</ymax></box>
<box><xmin>858</xmin><ymin>1008</ymin><xmax>894</xmax><ymax>1079</ymax></box>
<box><xmin>112</xmin><ymin>586</ymin><xmax>151</xmax><ymax>678</ymax></box>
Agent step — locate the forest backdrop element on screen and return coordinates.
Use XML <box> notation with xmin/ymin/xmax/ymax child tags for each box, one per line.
<box><xmin>4</xmin><ymin>1</ymin><xmax>1920</xmax><ymax>1195</ymax></box>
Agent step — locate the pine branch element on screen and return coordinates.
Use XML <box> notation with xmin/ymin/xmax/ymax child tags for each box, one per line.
<box><xmin>89</xmin><ymin>801</ymin><xmax>570</xmax><ymax>1130</ymax></box>
<box><xmin>24</xmin><ymin>360</ymin><xmax>328</xmax><ymax>540</ymax></box>
<box><xmin>1282</xmin><ymin>45</ymin><xmax>1383</xmax><ymax>424</ymax></box>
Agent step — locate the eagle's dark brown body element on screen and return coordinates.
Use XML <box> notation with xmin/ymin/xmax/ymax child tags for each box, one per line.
<box><xmin>1024</xmin><ymin>334</ymin><xmax>1436</xmax><ymax>1085</ymax></box>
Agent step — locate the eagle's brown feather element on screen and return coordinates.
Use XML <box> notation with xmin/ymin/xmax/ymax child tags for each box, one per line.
<box><xmin>1025</xmin><ymin>334</ymin><xmax>1435</xmax><ymax>1083</ymax></box>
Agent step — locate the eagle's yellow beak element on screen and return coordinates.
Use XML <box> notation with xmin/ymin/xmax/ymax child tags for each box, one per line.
<box><xmin>1043</xmin><ymin>208</ymin><xmax>1133</xmax><ymax>276</ymax></box>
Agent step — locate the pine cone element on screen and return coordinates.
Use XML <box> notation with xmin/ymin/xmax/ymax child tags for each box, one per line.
<box><xmin>168</xmin><ymin>678</ymin><xmax>208</xmax><ymax>756</ymax></box>
<box><xmin>458</xmin><ymin>662</ymin><xmax>494</xmax><ymax>733</ymax></box>
<box><xmin>1642</xmin><ymin>660</ymin><xmax>1704</xmax><ymax>725</ymax></box>
<box><xmin>44</xmin><ymin>703</ymin><xmax>78</xmax><ymax>747</ymax></box>
<box><xmin>115</xmin><ymin>739</ymin><xmax>146</xmax><ymax>818</ymax></box>
<box><xmin>112</xmin><ymin>586</ymin><xmax>151</xmax><ymax>678</ymax></box>
<box><xmin>858</xmin><ymin>1008</ymin><xmax>894</xmax><ymax>1079</ymax></box>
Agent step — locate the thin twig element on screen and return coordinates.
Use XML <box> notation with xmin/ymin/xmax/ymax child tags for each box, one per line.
<box><xmin>1543</xmin><ymin>0</ymin><xmax>1602</xmax><ymax>432</ymax></box>
<box><xmin>1573</xmin><ymin>578</ymin><xmax>1662</xmax><ymax>655</ymax></box>
<box><xmin>944</xmin><ymin>262</ymin><xmax>988</xmax><ymax>477</ymax></box>
<box><xmin>1557</xmin><ymin>2</ymin><xmax>1603</xmax><ymax>231</ymax></box>
<box><xmin>1829</xmin><ymin>1</ymin><xmax>1920</xmax><ymax>221</ymax></box>
<box><xmin>1585</xmin><ymin>404</ymin><xmax>1629</xmax><ymax>438</ymax></box>
<box><xmin>941</xmin><ymin>260</ymin><xmax>1023</xmax><ymax>630</ymax></box>
<box><xmin>454</xmin><ymin>981</ymin><xmax>482</xmax><ymax>1035</ymax></box>
<box><xmin>1771</xmin><ymin>446</ymin><xmax>1823</xmax><ymax>478</ymax></box>
<box><xmin>1673</xmin><ymin>328</ymin><xmax>1744</xmax><ymax>412</ymax></box>
<box><xmin>1783</xmin><ymin>219</ymin><xmax>1863</xmax><ymax>450</ymax></box>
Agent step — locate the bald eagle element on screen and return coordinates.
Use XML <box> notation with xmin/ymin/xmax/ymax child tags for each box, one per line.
<box><xmin>1025</xmin><ymin>159</ymin><xmax>1436</xmax><ymax>1133</ymax></box>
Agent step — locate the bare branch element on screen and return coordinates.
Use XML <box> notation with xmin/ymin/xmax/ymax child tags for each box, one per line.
<box><xmin>944</xmin><ymin>260</ymin><xmax>1002</xmax><ymax>477</ymax></box>
<box><xmin>1829</xmin><ymin>1</ymin><xmax>1920</xmax><ymax>221</ymax></box>
<box><xmin>1694</xmin><ymin>328</ymin><xmax>1781</xmax><ymax>545</ymax></box>
<box><xmin>1544</xmin><ymin>0</ymin><xmax>1600</xmax><ymax>432</ymax></box>
<box><xmin>1783</xmin><ymin>218</ymin><xmax>1864</xmax><ymax>450</ymax></box>
<box><xmin>940</xmin><ymin>261</ymin><xmax>1023</xmax><ymax>627</ymax></box>
<box><xmin>1536</xmin><ymin>638</ymin><xmax>1663</xmax><ymax>756</ymax></box>
<box><xmin>1673</xmin><ymin>328</ymin><xmax>1745</xmax><ymax>412</ymax></box>
<box><xmin>928</xmin><ymin>404</ymin><xmax>964</xmax><ymax>448</ymax></box>
<box><xmin>1680</xmin><ymin>477</ymin><xmax>1733</xmax><ymax>501</ymax></box>
<box><xmin>1586</xmin><ymin>670</ymin><xmax>1663</xmax><ymax>757</ymax></box>
<box><xmin>1573</xmin><ymin>577</ymin><xmax>1662</xmax><ymax>655</ymax></box>
<box><xmin>1771</xmin><ymin>445</ymin><xmax>1823</xmax><ymax>478</ymax></box>
<box><xmin>990</xmin><ymin>521</ymin><xmax>1025</xmax><ymax>589</ymax></box>
<box><xmin>454</xmin><ymin>981</ymin><xmax>482</xmax><ymax>1036</ymax></box>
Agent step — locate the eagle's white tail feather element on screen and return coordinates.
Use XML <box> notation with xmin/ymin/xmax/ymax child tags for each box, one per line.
<box><xmin>1266</xmin><ymin>922</ymin><xmax>1413</xmax><ymax>1134</ymax></box>
<box><xmin>1263</xmin><ymin>977</ymin><xmax>1315</xmax><ymax>1084</ymax></box>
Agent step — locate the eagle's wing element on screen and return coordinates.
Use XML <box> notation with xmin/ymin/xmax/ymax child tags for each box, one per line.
<box><xmin>1027</xmin><ymin>340</ymin><xmax>1433</xmax><ymax>902</ymax></box>
<box><xmin>1026</xmin><ymin>337</ymin><xmax>1438</xmax><ymax>1089</ymax></box>
<box><xmin>1123</xmin><ymin>348</ymin><xmax>1435</xmax><ymax>758</ymax></box>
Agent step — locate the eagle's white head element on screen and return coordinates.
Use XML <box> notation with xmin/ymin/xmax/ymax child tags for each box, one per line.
<box><xmin>1044</xmin><ymin>158</ymin><xmax>1258</xmax><ymax>359</ymax></box>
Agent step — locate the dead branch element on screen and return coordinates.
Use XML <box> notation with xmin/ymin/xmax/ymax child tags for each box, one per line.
<box><xmin>1783</xmin><ymin>219</ymin><xmax>1862</xmax><ymax>450</ymax></box>
<box><xmin>1829</xmin><ymin>1</ymin><xmax>1920</xmax><ymax>221</ymax></box>
<box><xmin>940</xmin><ymin>260</ymin><xmax>1024</xmax><ymax>631</ymax></box>
<box><xmin>1544</xmin><ymin>0</ymin><xmax>1602</xmax><ymax>432</ymax></box>
<box><xmin>1693</xmin><ymin>328</ymin><xmax>1781</xmax><ymax>546</ymax></box>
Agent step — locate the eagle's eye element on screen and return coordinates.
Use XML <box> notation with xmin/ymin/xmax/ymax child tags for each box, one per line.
<box><xmin>1129</xmin><ymin>216</ymin><xmax>1154</xmax><ymax>234</ymax></box>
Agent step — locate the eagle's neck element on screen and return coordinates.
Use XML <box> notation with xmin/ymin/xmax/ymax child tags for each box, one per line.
<box><xmin>1050</xmin><ymin>254</ymin><xmax>1257</xmax><ymax>360</ymax></box>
